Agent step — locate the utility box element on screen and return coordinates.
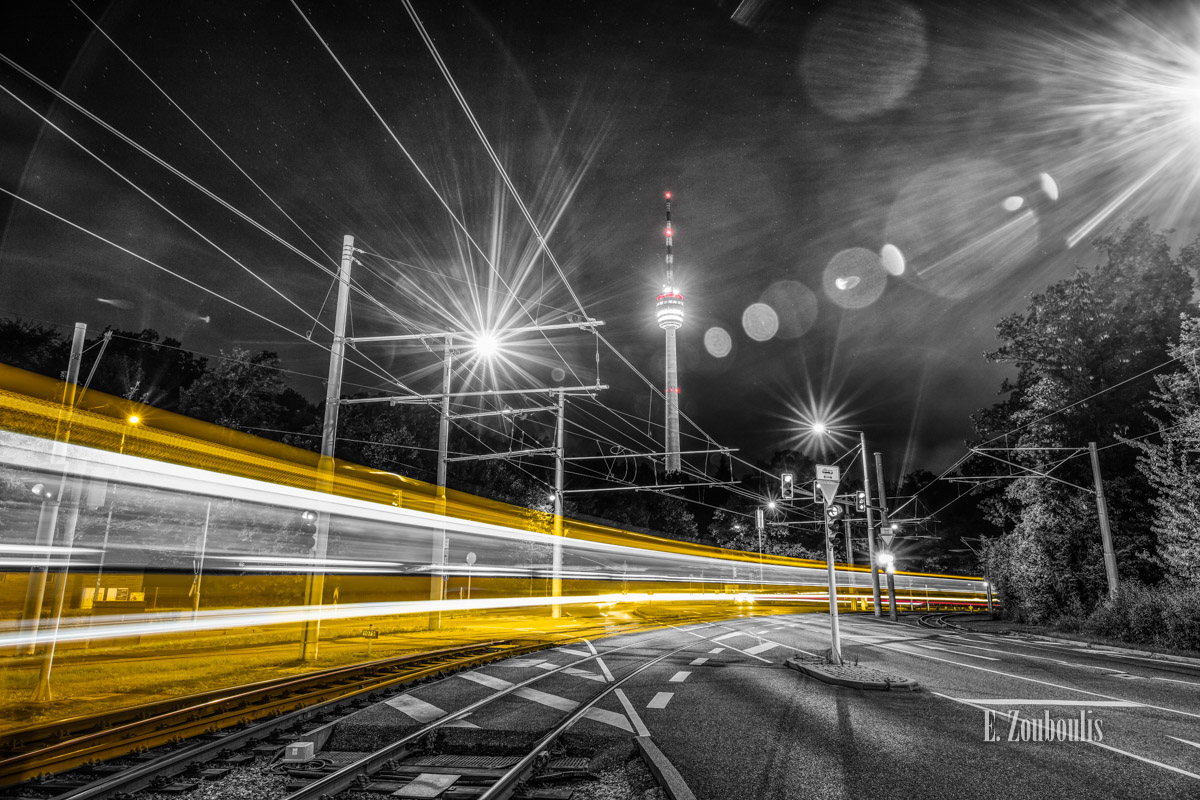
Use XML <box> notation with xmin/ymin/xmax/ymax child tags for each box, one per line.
<box><xmin>284</xmin><ymin>742</ymin><xmax>315</xmax><ymax>762</ymax></box>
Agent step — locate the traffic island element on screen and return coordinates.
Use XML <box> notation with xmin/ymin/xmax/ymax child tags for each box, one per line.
<box><xmin>784</xmin><ymin>655</ymin><xmax>919</xmax><ymax>691</ymax></box>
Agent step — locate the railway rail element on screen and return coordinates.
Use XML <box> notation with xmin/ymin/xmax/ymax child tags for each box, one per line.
<box><xmin>1</xmin><ymin>620</ymin><xmax>650</xmax><ymax>797</ymax></box>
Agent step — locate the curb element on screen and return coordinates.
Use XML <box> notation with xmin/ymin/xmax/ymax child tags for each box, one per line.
<box><xmin>783</xmin><ymin>657</ymin><xmax>919</xmax><ymax>691</ymax></box>
<box><xmin>1010</xmin><ymin>632</ymin><xmax>1200</xmax><ymax>667</ymax></box>
<box><xmin>636</xmin><ymin>735</ymin><xmax>697</xmax><ymax>800</ymax></box>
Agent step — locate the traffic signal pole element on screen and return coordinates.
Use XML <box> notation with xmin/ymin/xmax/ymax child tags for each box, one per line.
<box><xmin>874</xmin><ymin>452</ymin><xmax>898</xmax><ymax>622</ymax></box>
<box><xmin>859</xmin><ymin>432</ymin><xmax>881</xmax><ymax>617</ymax></box>
<box><xmin>823</xmin><ymin>501</ymin><xmax>844</xmax><ymax>665</ymax></box>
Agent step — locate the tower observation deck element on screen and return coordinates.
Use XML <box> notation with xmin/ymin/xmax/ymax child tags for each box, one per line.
<box><xmin>655</xmin><ymin>192</ymin><xmax>683</xmax><ymax>474</ymax></box>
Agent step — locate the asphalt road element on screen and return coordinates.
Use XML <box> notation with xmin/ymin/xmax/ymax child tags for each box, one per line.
<box><xmin>359</xmin><ymin>609</ymin><xmax>1200</xmax><ymax>799</ymax></box>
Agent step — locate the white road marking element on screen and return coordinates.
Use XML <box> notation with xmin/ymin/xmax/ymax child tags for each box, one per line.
<box><xmin>583</xmin><ymin>707</ymin><xmax>633</xmax><ymax>732</ymax></box>
<box><xmin>494</xmin><ymin>659</ymin><xmax>547</xmax><ymax>668</ymax></box>
<box><xmin>875</xmin><ymin>643</ymin><xmax>1200</xmax><ymax>721</ymax></box>
<box><xmin>669</xmin><ymin>671</ymin><xmax>691</xmax><ymax>683</ymax></box>
<box><xmin>934</xmin><ymin>693</ymin><xmax>1200</xmax><ymax>781</ymax></box>
<box><xmin>744</xmin><ymin>641</ymin><xmax>782</xmax><ymax>655</ymax></box>
<box><xmin>614</xmin><ymin>688</ymin><xmax>651</xmax><ymax>736</ymax></box>
<box><xmin>584</xmin><ymin>638</ymin><xmax>615</xmax><ymax>682</ymax></box>
<box><xmin>1168</xmin><ymin>736</ymin><xmax>1200</xmax><ymax>750</ymax></box>
<box><xmin>535</xmin><ymin>662</ymin><xmax>558</xmax><ymax>671</ymax></box>
<box><xmin>910</xmin><ymin>643</ymin><xmax>1001</xmax><ymax>661</ymax></box>
<box><xmin>956</xmin><ymin>699</ymin><xmax>1142</xmax><ymax>707</ymax></box>
<box><xmin>514</xmin><ymin>686</ymin><xmax>575</xmax><ymax>711</ymax></box>
<box><xmin>460</xmin><ymin>672</ymin><xmax>511</xmax><ymax>691</ymax></box>
<box><xmin>671</xmin><ymin>625</ymin><xmax>773</xmax><ymax>663</ymax></box>
<box><xmin>562</xmin><ymin>667</ymin><xmax>606</xmax><ymax>683</ymax></box>
<box><xmin>690</xmin><ymin>657</ymin><xmax>709</xmax><ymax>666</ymax></box>
<box><xmin>442</xmin><ymin>718</ymin><xmax>480</xmax><ymax>728</ymax></box>
<box><xmin>709</xmin><ymin>648</ymin><xmax>725</xmax><ymax>654</ymax></box>
<box><xmin>647</xmin><ymin>692</ymin><xmax>674</xmax><ymax>709</ymax></box>
<box><xmin>557</xmin><ymin>647</ymin><xmax>590</xmax><ymax>657</ymax></box>
<box><xmin>711</xmin><ymin>632</ymin><xmax>746</xmax><ymax>642</ymax></box>
<box><xmin>385</xmin><ymin>694</ymin><xmax>446</xmax><ymax>722</ymax></box>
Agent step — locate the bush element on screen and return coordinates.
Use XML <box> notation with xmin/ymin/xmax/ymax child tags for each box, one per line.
<box><xmin>1083</xmin><ymin>581</ymin><xmax>1200</xmax><ymax>652</ymax></box>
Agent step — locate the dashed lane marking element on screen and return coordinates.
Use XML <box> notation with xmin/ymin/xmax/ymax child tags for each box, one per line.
<box><xmin>690</xmin><ymin>657</ymin><xmax>709</xmax><ymax>666</ymax></box>
<box><xmin>669</xmin><ymin>671</ymin><xmax>691</xmax><ymax>683</ymax></box>
<box><xmin>711</xmin><ymin>632</ymin><xmax>746</xmax><ymax>643</ymax></box>
<box><xmin>534</xmin><ymin>662</ymin><xmax>558</xmax><ymax>671</ymax></box>
<box><xmin>647</xmin><ymin>692</ymin><xmax>674</xmax><ymax>709</ymax></box>
<box><xmin>385</xmin><ymin>694</ymin><xmax>447</xmax><ymax>722</ymax></box>
<box><xmin>744</xmin><ymin>641</ymin><xmax>783</xmax><ymax>656</ymax></box>
<box><xmin>460</xmin><ymin>672</ymin><xmax>512</xmax><ymax>691</ymax></box>
<box><xmin>709</xmin><ymin>648</ymin><xmax>725</xmax><ymax>654</ymax></box>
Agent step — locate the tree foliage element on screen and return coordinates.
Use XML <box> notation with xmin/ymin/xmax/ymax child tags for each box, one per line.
<box><xmin>975</xmin><ymin>220</ymin><xmax>1197</xmax><ymax>621</ymax></box>
<box><xmin>1131</xmin><ymin>315</ymin><xmax>1200</xmax><ymax>583</ymax></box>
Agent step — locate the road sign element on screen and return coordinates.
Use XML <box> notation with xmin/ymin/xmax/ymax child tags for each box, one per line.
<box><xmin>815</xmin><ymin>464</ymin><xmax>841</xmax><ymax>505</ymax></box>
<box><xmin>881</xmin><ymin>528</ymin><xmax>895</xmax><ymax>547</ymax></box>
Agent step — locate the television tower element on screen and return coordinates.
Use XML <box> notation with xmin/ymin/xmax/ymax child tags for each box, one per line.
<box><xmin>655</xmin><ymin>191</ymin><xmax>684</xmax><ymax>474</ymax></box>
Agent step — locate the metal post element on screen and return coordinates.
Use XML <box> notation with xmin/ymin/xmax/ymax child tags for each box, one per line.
<box><xmin>984</xmin><ymin>576</ymin><xmax>994</xmax><ymax>614</ymax></box>
<box><xmin>823</xmin><ymin>509</ymin><xmax>843</xmax><ymax>665</ymax></box>
<box><xmin>428</xmin><ymin>338</ymin><xmax>453</xmax><ymax>630</ymax></box>
<box><xmin>191</xmin><ymin>501</ymin><xmax>211</xmax><ymax>620</ymax></box>
<box><xmin>860</xmin><ymin>433</ymin><xmax>881</xmax><ymax>616</ymax></box>
<box><xmin>875</xmin><ymin>452</ymin><xmax>898</xmax><ymax>622</ymax></box>
<box><xmin>1088</xmin><ymin>442</ymin><xmax>1119</xmax><ymax>599</ymax></box>
<box><xmin>21</xmin><ymin>322</ymin><xmax>86</xmax><ymax>657</ymax></box>
<box><xmin>551</xmin><ymin>390</ymin><xmax>565</xmax><ymax>617</ymax></box>
<box><xmin>301</xmin><ymin>235</ymin><xmax>353</xmax><ymax>660</ymax></box>
<box><xmin>756</xmin><ymin>514</ymin><xmax>765</xmax><ymax>592</ymax></box>
<box><xmin>843</xmin><ymin>517</ymin><xmax>853</xmax><ymax>569</ymax></box>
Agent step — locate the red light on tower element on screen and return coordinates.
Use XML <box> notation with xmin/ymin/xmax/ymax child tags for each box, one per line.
<box><xmin>665</xmin><ymin>191</ymin><xmax>672</xmax><ymax>199</ymax></box>
<box><xmin>665</xmin><ymin>228</ymin><xmax>673</xmax><ymax>237</ymax></box>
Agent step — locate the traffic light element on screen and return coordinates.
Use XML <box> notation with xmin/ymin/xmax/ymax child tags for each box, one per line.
<box><xmin>781</xmin><ymin>472</ymin><xmax>794</xmax><ymax>500</ymax></box>
<box><xmin>812</xmin><ymin>480</ymin><xmax>821</xmax><ymax>504</ymax></box>
<box><xmin>299</xmin><ymin>510</ymin><xmax>318</xmax><ymax>550</ymax></box>
<box><xmin>855</xmin><ymin>490</ymin><xmax>866</xmax><ymax>512</ymax></box>
<box><xmin>825</xmin><ymin>503</ymin><xmax>843</xmax><ymax>543</ymax></box>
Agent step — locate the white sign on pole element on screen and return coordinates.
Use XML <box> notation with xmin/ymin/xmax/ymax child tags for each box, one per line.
<box><xmin>815</xmin><ymin>464</ymin><xmax>841</xmax><ymax>505</ymax></box>
<box><xmin>881</xmin><ymin>529</ymin><xmax>895</xmax><ymax>547</ymax></box>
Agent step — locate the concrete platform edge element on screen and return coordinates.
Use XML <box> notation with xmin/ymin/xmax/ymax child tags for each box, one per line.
<box><xmin>636</xmin><ymin>735</ymin><xmax>698</xmax><ymax>800</ymax></box>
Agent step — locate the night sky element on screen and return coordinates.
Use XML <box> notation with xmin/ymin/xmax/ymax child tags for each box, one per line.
<box><xmin>3</xmin><ymin>0</ymin><xmax>1199</xmax><ymax>485</ymax></box>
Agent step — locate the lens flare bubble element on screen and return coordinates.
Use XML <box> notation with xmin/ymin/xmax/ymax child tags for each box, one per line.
<box><xmin>741</xmin><ymin>304</ymin><xmax>780</xmax><ymax>342</ymax></box>
<box><xmin>551</xmin><ymin>367</ymin><xmax>566</xmax><ymax>382</ymax></box>
<box><xmin>760</xmin><ymin>281</ymin><xmax>818</xmax><ymax>339</ymax></box>
<box><xmin>880</xmin><ymin>244</ymin><xmax>906</xmax><ymax>275</ymax></box>
<box><xmin>704</xmin><ymin>326</ymin><xmax>733</xmax><ymax>358</ymax></box>
<box><xmin>884</xmin><ymin>158</ymin><xmax>1039</xmax><ymax>300</ymax></box>
<box><xmin>823</xmin><ymin>248</ymin><xmax>887</xmax><ymax>309</ymax></box>
<box><xmin>1002</xmin><ymin>196</ymin><xmax>1025</xmax><ymax>211</ymax></box>
<box><xmin>801</xmin><ymin>0</ymin><xmax>928</xmax><ymax>121</ymax></box>
<box><xmin>1039</xmin><ymin>172</ymin><xmax>1059</xmax><ymax>201</ymax></box>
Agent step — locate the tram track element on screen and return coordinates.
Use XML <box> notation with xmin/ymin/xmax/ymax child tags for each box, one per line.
<box><xmin>1</xmin><ymin>620</ymin><xmax>652</xmax><ymax>797</ymax></box>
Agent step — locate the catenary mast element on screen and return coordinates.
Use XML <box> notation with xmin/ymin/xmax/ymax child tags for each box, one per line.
<box><xmin>655</xmin><ymin>191</ymin><xmax>684</xmax><ymax>474</ymax></box>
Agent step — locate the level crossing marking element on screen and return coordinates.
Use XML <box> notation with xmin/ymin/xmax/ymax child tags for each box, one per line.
<box><xmin>458</xmin><ymin>672</ymin><xmax>632</xmax><ymax>730</ymax></box>
<box><xmin>494</xmin><ymin>659</ymin><xmax>548</xmax><ymax>668</ymax></box>
<box><xmin>534</xmin><ymin>661</ymin><xmax>558</xmax><ymax>670</ymax></box>
<box><xmin>647</xmin><ymin>692</ymin><xmax>674</xmax><ymax>709</ymax></box>
<box><xmin>557</xmin><ymin>647</ymin><xmax>590</xmax><ymax>657</ymax></box>
<box><xmin>669</xmin><ymin>671</ymin><xmax>691</xmax><ymax>683</ymax></box>
<box><xmin>708</xmin><ymin>648</ymin><xmax>725</xmax><ymax>654</ymax></box>
<box><xmin>744</xmin><ymin>641</ymin><xmax>783</xmax><ymax>655</ymax></box>
<box><xmin>690</xmin><ymin>657</ymin><xmax>709</xmax><ymax>666</ymax></box>
<box><xmin>562</xmin><ymin>667</ymin><xmax>606</xmax><ymax>682</ymax></box>
<box><xmin>385</xmin><ymin>694</ymin><xmax>447</xmax><ymax>722</ymax></box>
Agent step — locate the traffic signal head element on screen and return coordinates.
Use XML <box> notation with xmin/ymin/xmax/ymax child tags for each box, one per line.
<box><xmin>780</xmin><ymin>472</ymin><xmax>794</xmax><ymax>500</ymax></box>
<box><xmin>825</xmin><ymin>503</ymin><xmax>844</xmax><ymax>544</ymax></box>
<box><xmin>855</xmin><ymin>490</ymin><xmax>866</xmax><ymax>512</ymax></box>
<box><xmin>300</xmin><ymin>510</ymin><xmax>318</xmax><ymax>549</ymax></box>
<box><xmin>812</xmin><ymin>480</ymin><xmax>821</xmax><ymax>504</ymax></box>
